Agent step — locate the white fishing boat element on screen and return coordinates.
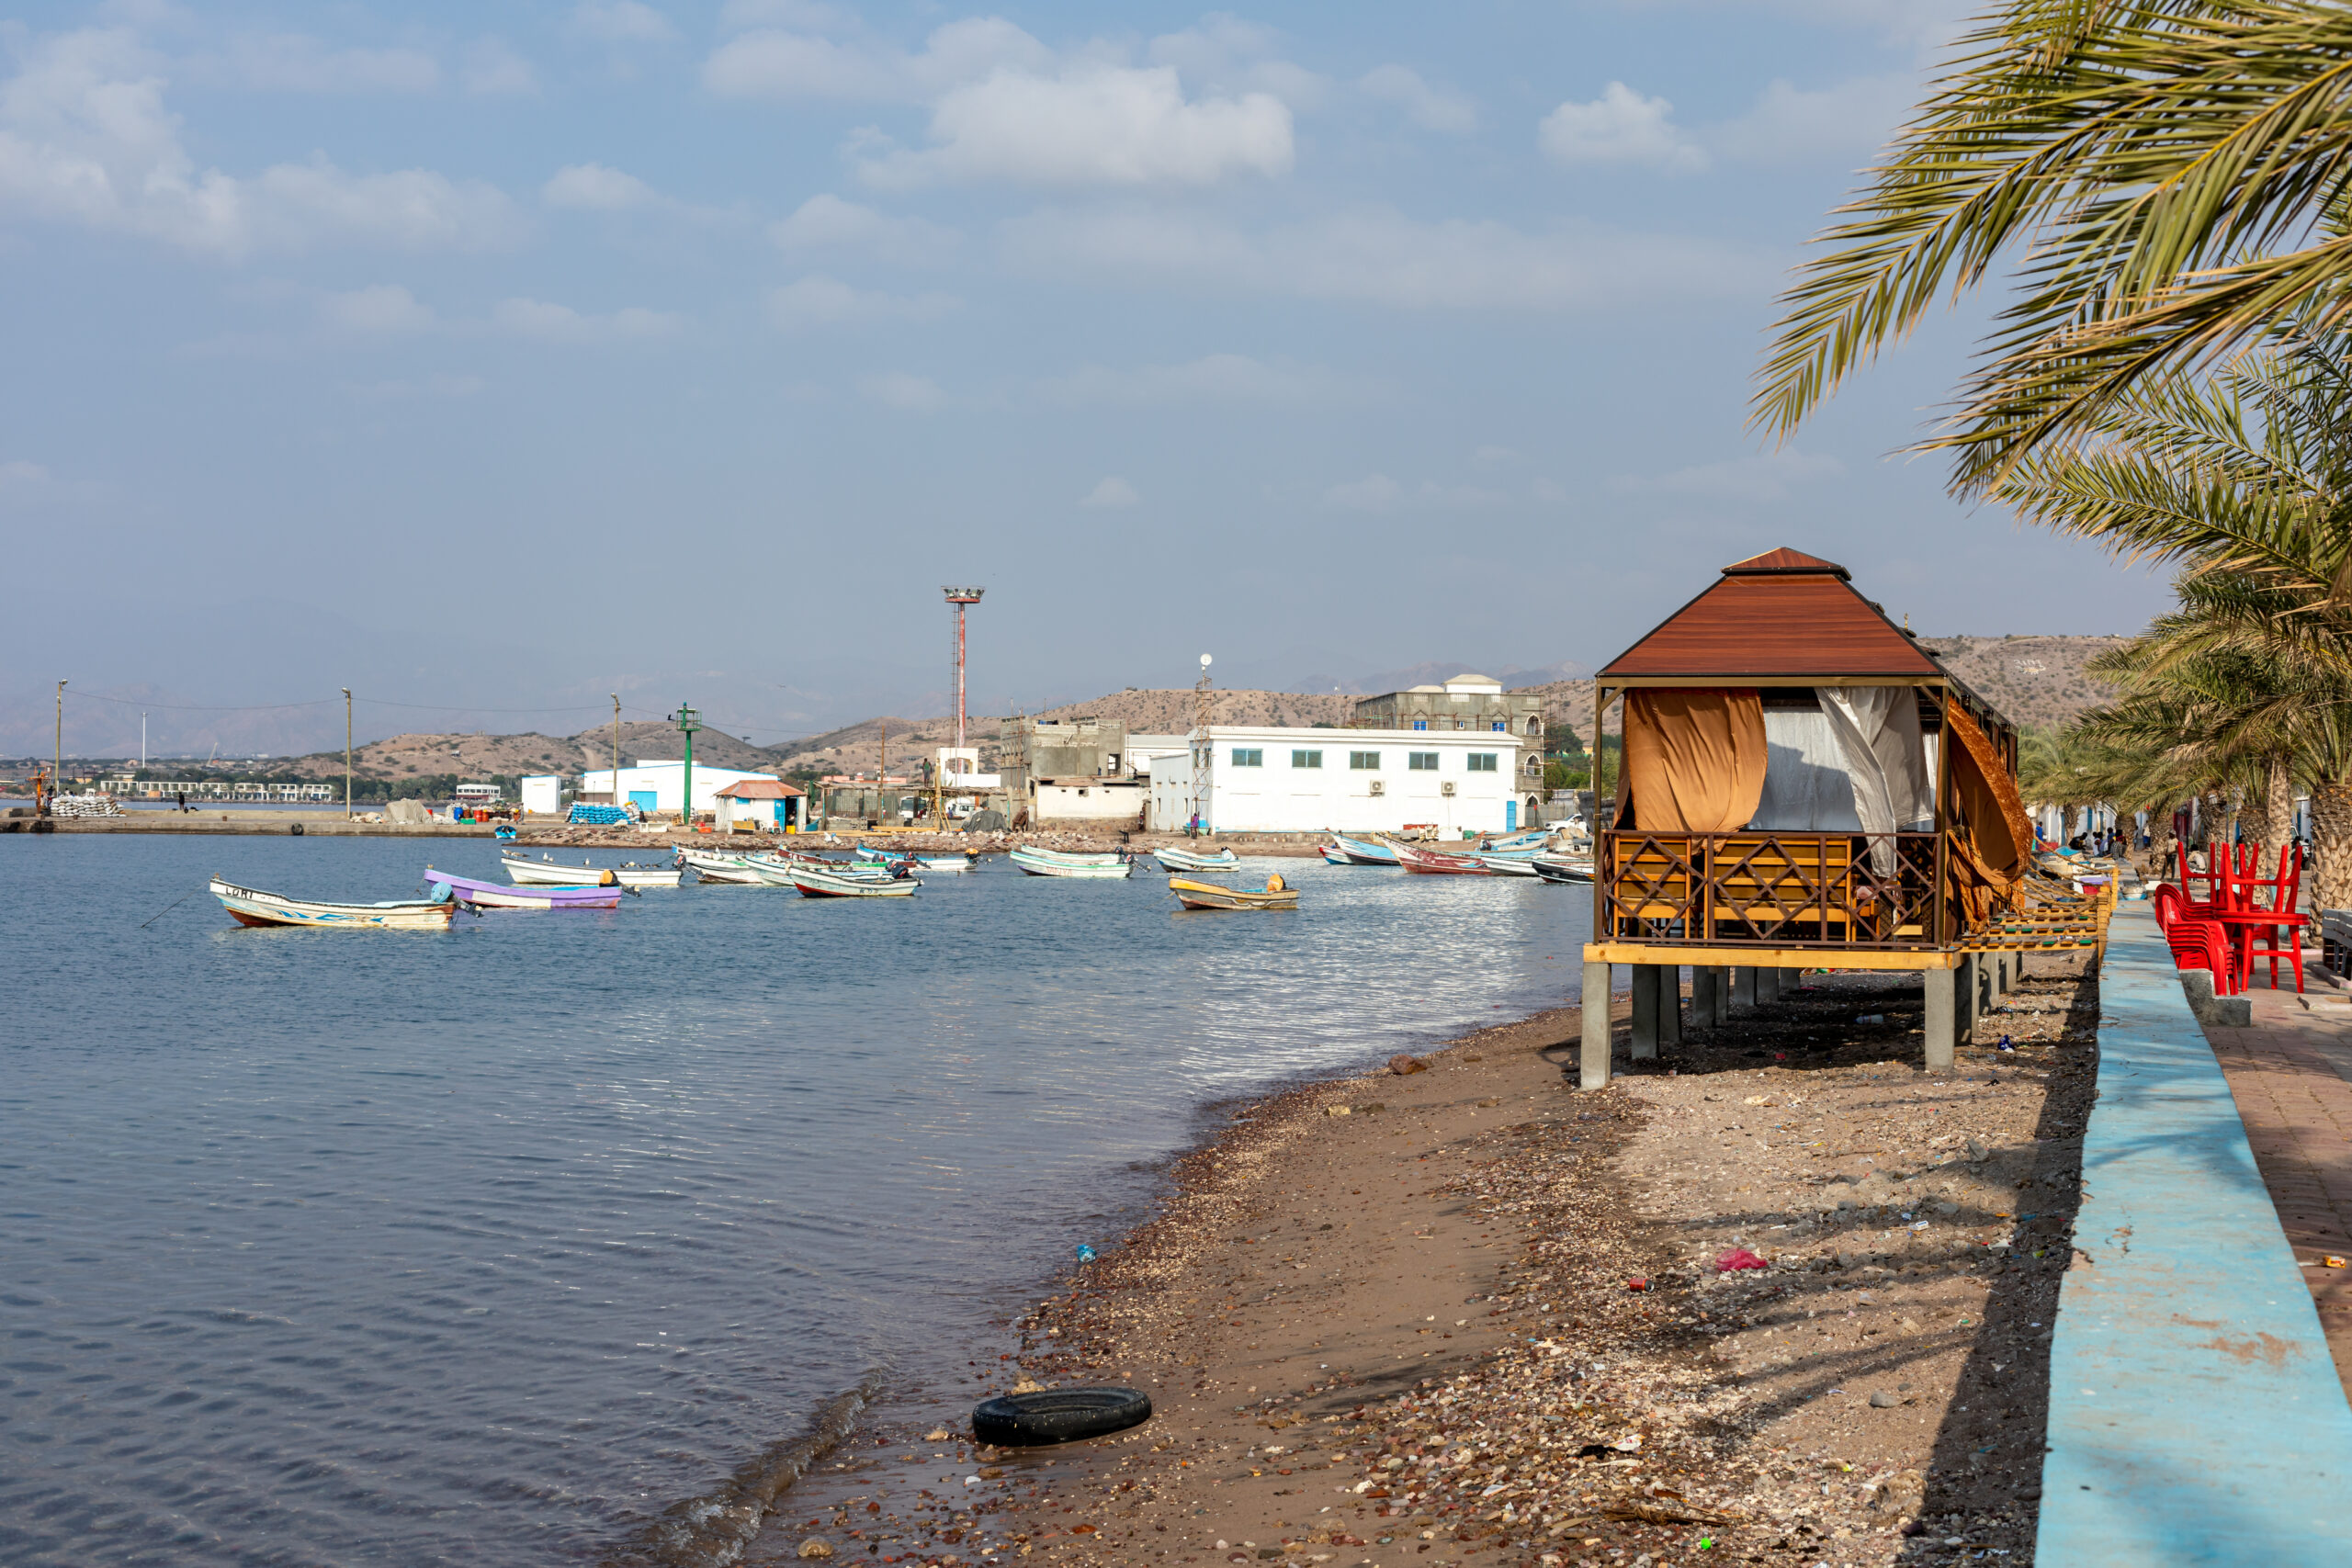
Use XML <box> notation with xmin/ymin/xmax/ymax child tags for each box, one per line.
<box><xmin>854</xmin><ymin>846</ymin><xmax>974</xmax><ymax>874</ymax></box>
<box><xmin>1474</xmin><ymin>853</ymin><xmax>1541</xmax><ymax>877</ymax></box>
<box><xmin>791</xmin><ymin>866</ymin><xmax>921</xmax><ymax>897</ymax></box>
<box><xmin>1532</xmin><ymin>855</ymin><xmax>1594</xmax><ymax>884</ymax></box>
<box><xmin>678</xmin><ymin>849</ymin><xmax>770</xmax><ymax>885</ymax></box>
<box><xmin>210</xmin><ymin>877</ymin><xmax>456</xmax><ymax>930</ymax></box>
<box><xmin>1010</xmin><ymin>846</ymin><xmax>1133</xmax><ymax>878</ymax></box>
<box><xmin>1013</xmin><ymin>844</ymin><xmax>1126</xmax><ymax>866</ymax></box>
<box><xmin>502</xmin><ymin>852</ymin><xmax>681</xmax><ymax>888</ymax></box>
<box><xmin>1155</xmin><ymin>844</ymin><xmax>1240</xmax><ymax>873</ymax></box>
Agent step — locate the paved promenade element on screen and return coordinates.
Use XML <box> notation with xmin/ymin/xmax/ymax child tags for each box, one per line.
<box><xmin>2204</xmin><ymin>979</ymin><xmax>2352</xmax><ymax>1403</ymax></box>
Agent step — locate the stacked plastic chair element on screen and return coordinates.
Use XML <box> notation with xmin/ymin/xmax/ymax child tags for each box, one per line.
<box><xmin>2241</xmin><ymin>842</ymin><xmax>2310</xmax><ymax>993</ymax></box>
<box><xmin>2154</xmin><ymin>879</ymin><xmax>2240</xmax><ymax>994</ymax></box>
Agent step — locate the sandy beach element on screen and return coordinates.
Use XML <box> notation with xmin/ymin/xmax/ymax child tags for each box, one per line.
<box><xmin>740</xmin><ymin>958</ymin><xmax>2097</xmax><ymax>1568</ymax></box>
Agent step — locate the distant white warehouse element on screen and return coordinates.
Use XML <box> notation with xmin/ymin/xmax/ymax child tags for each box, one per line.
<box><xmin>581</xmin><ymin>760</ymin><xmax>781</xmax><ymax>816</ymax></box>
<box><xmin>1148</xmin><ymin>727</ymin><xmax>1532</xmax><ymax>836</ymax></box>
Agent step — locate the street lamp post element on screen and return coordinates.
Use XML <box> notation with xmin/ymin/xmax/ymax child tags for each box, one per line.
<box><xmin>54</xmin><ymin>680</ymin><xmax>65</xmax><ymax>809</ymax></box>
<box><xmin>343</xmin><ymin>688</ymin><xmax>353</xmax><ymax>818</ymax></box>
<box><xmin>671</xmin><ymin>704</ymin><xmax>701</xmax><ymax>830</ymax></box>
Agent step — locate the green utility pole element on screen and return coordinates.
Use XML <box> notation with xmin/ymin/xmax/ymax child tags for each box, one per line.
<box><xmin>672</xmin><ymin>703</ymin><xmax>701</xmax><ymax>829</ymax></box>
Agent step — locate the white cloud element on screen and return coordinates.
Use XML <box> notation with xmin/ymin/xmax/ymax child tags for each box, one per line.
<box><xmin>1358</xmin><ymin>64</ymin><xmax>1475</xmax><ymax>133</ymax></box>
<box><xmin>492</xmin><ymin>298</ymin><xmax>684</xmax><ymax>342</ymax></box>
<box><xmin>1710</xmin><ymin>73</ymin><xmax>1916</xmax><ymax>164</ymax></box>
<box><xmin>858</xmin><ymin>64</ymin><xmax>1293</xmax><ymax>188</ymax></box>
<box><xmin>543</xmin><ymin>163</ymin><xmax>657</xmax><ymax>209</ymax></box>
<box><xmin>996</xmin><ymin>206</ymin><xmax>1770</xmax><ymax>311</ymax></box>
<box><xmin>1609</xmin><ymin>448</ymin><xmax>1846</xmax><ymax>502</ymax></box>
<box><xmin>1079</xmin><ymin>476</ymin><xmax>1139</xmax><ymax>508</ymax></box>
<box><xmin>320</xmin><ymin>284</ymin><xmax>436</xmax><ymax>334</ymax></box>
<box><xmin>1539</xmin><ymin>83</ymin><xmax>1708</xmax><ymax>173</ymax></box>
<box><xmin>718</xmin><ymin>0</ymin><xmax>847</xmax><ymax>29</ymax></box>
<box><xmin>704</xmin><ymin>17</ymin><xmax>1052</xmax><ymax>102</ymax></box>
<box><xmin>464</xmin><ymin>39</ymin><xmax>540</xmax><ymax>96</ymax></box>
<box><xmin>570</xmin><ymin>2</ymin><xmax>676</xmax><ymax>44</ymax></box>
<box><xmin>1145</xmin><ymin>18</ymin><xmax>1329</xmax><ymax>109</ymax></box>
<box><xmin>0</xmin><ymin>458</ymin><xmax>50</xmax><ymax>485</ymax></box>
<box><xmin>1322</xmin><ymin>474</ymin><xmax>1510</xmax><ymax>511</ymax></box>
<box><xmin>0</xmin><ymin>28</ymin><xmax>521</xmax><ymax>257</ymax></box>
<box><xmin>769</xmin><ymin>193</ymin><xmax>961</xmax><ymax>266</ymax></box>
<box><xmin>764</xmin><ymin>275</ymin><xmax>956</xmax><ymax>328</ymax></box>
<box><xmin>859</xmin><ymin>371</ymin><xmax>944</xmax><ymax>411</ymax></box>
<box><xmin>1041</xmin><ymin>353</ymin><xmax>1372</xmax><ymax>406</ymax></box>
<box><xmin>201</xmin><ymin>36</ymin><xmax>441</xmax><ymax>94</ymax></box>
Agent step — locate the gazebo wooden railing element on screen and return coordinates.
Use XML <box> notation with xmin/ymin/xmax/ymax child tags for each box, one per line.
<box><xmin>1600</xmin><ymin>829</ymin><xmax>1947</xmax><ymax>950</ymax></box>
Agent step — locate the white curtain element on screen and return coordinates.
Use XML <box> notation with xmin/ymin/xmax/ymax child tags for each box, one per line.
<box><xmin>1819</xmin><ymin>687</ymin><xmax>1933</xmax><ymax>874</ymax></box>
<box><xmin>1747</xmin><ymin>709</ymin><xmax>1864</xmax><ymax>831</ymax></box>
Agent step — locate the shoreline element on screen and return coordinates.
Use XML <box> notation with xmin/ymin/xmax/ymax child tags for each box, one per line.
<box><xmin>733</xmin><ymin>958</ymin><xmax>2097</xmax><ymax>1568</ymax></box>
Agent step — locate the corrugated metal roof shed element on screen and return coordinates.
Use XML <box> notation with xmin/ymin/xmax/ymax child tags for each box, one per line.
<box><xmin>1599</xmin><ymin>547</ymin><xmax>1944</xmax><ymax>681</ymax></box>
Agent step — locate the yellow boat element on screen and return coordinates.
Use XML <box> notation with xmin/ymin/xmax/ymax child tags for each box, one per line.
<box><xmin>1168</xmin><ymin>873</ymin><xmax>1299</xmax><ymax>911</ymax></box>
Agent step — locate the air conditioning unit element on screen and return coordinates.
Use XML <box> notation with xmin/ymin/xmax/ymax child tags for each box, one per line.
<box><xmin>1441</xmin><ymin>781</ymin><xmax>1456</xmax><ymax>797</ymax></box>
<box><xmin>1368</xmin><ymin>780</ymin><xmax>1385</xmax><ymax>796</ymax></box>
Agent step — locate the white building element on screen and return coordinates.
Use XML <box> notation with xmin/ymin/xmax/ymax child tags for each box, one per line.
<box><xmin>520</xmin><ymin>775</ymin><xmax>561</xmax><ymax>816</ymax></box>
<box><xmin>1147</xmin><ymin>726</ymin><xmax>1531</xmax><ymax>836</ymax></box>
<box><xmin>581</xmin><ymin>760</ymin><xmax>780</xmax><ymax>816</ymax></box>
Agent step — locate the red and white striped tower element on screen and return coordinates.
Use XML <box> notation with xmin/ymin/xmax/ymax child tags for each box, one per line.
<box><xmin>943</xmin><ymin>587</ymin><xmax>984</xmax><ymax>750</ymax></box>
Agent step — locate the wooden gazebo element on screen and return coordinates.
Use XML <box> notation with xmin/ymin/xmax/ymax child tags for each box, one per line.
<box><xmin>1577</xmin><ymin>547</ymin><xmax>2051</xmax><ymax>1087</ymax></box>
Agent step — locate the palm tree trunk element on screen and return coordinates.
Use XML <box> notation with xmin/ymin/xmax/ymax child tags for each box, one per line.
<box><xmin>2311</xmin><ymin>777</ymin><xmax>2352</xmax><ymax>914</ymax></box>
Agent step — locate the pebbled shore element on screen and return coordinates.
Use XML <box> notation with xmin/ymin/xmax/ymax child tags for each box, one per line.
<box><xmin>738</xmin><ymin>961</ymin><xmax>2097</xmax><ymax>1568</ymax></box>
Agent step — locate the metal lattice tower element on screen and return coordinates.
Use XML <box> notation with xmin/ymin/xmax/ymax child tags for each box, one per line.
<box><xmin>943</xmin><ymin>588</ymin><xmax>984</xmax><ymax>751</ymax></box>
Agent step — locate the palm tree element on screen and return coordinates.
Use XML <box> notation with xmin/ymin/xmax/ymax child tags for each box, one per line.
<box><xmin>2018</xmin><ymin>726</ymin><xmax>2106</xmax><ymax>842</ymax></box>
<box><xmin>1755</xmin><ymin>1</ymin><xmax>2352</xmax><ymax>491</ymax></box>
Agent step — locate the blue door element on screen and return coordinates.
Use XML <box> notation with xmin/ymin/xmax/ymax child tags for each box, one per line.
<box><xmin>628</xmin><ymin>790</ymin><xmax>658</xmax><ymax>812</ymax></box>
<box><xmin>1505</xmin><ymin>799</ymin><xmax>1518</xmax><ymax>831</ymax></box>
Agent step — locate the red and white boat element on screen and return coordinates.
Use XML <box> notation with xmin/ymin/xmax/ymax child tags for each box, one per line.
<box><xmin>1391</xmin><ymin>841</ymin><xmax>1493</xmax><ymax>875</ymax></box>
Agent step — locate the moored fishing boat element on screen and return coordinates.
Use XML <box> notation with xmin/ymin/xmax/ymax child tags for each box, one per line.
<box><xmin>1531</xmin><ymin>855</ymin><xmax>1593</xmax><ymax>884</ymax></box>
<box><xmin>1317</xmin><ymin>841</ymin><xmax>1352</xmax><ymax>866</ymax></box>
<box><xmin>1154</xmin><ymin>844</ymin><xmax>1240</xmax><ymax>873</ymax></box>
<box><xmin>678</xmin><ymin>849</ymin><xmax>770</xmax><ymax>884</ymax></box>
<box><xmin>1325</xmin><ymin>832</ymin><xmax>1401</xmax><ymax>866</ymax></box>
<box><xmin>791</xmin><ymin>866</ymin><xmax>921</xmax><ymax>897</ymax></box>
<box><xmin>1391</xmin><ymin>841</ymin><xmax>1492</xmax><ymax>875</ymax></box>
<box><xmin>1010</xmin><ymin>846</ymin><xmax>1133</xmax><ymax>878</ymax></box>
<box><xmin>1480</xmin><ymin>829</ymin><xmax>1551</xmax><ymax>852</ymax></box>
<box><xmin>210</xmin><ymin>877</ymin><xmax>456</xmax><ymax>930</ymax></box>
<box><xmin>425</xmin><ymin>869</ymin><xmax>625</xmax><ymax>909</ymax></box>
<box><xmin>1473</xmin><ymin>853</ymin><xmax>1541</xmax><ymax>877</ymax></box>
<box><xmin>1168</xmin><ymin>874</ymin><xmax>1297</xmax><ymax>910</ymax></box>
<box><xmin>502</xmin><ymin>852</ymin><xmax>681</xmax><ymax>888</ymax></box>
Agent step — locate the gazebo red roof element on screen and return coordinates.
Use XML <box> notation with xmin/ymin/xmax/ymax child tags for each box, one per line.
<box><xmin>1597</xmin><ymin>547</ymin><xmax>1943</xmax><ymax>681</ymax></box>
<box><xmin>713</xmin><ymin>778</ymin><xmax>805</xmax><ymax>799</ymax></box>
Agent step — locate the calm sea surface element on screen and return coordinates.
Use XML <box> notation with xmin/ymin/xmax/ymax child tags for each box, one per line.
<box><xmin>0</xmin><ymin>836</ymin><xmax>1588</xmax><ymax>1565</ymax></box>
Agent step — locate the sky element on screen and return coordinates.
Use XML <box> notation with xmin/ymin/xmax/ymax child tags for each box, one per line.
<box><xmin>0</xmin><ymin>0</ymin><xmax>2178</xmax><ymax>758</ymax></box>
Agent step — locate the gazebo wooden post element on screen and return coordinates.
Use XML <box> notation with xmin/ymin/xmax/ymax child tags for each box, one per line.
<box><xmin>1580</xmin><ymin>959</ymin><xmax>1612</xmax><ymax>1089</ymax></box>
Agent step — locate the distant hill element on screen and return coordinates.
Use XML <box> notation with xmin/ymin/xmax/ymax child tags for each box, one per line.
<box><xmin>265</xmin><ymin>720</ymin><xmax>783</xmax><ymax>783</ymax></box>
<box><xmin>1916</xmin><ymin>635</ymin><xmax>2125</xmax><ymax>731</ymax></box>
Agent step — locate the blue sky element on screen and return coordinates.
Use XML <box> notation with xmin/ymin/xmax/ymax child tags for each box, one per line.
<box><xmin>1</xmin><ymin>0</ymin><xmax>2174</xmax><ymax>755</ymax></box>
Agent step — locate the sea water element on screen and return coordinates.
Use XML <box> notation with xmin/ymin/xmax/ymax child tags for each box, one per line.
<box><xmin>0</xmin><ymin>836</ymin><xmax>1588</xmax><ymax>1565</ymax></box>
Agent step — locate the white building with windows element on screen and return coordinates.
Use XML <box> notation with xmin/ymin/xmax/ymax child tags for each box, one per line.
<box><xmin>1146</xmin><ymin>726</ymin><xmax>1531</xmax><ymax>836</ymax></box>
<box><xmin>580</xmin><ymin>760</ymin><xmax>780</xmax><ymax>816</ymax></box>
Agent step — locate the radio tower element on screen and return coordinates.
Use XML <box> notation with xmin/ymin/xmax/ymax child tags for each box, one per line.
<box><xmin>943</xmin><ymin>587</ymin><xmax>984</xmax><ymax>750</ymax></box>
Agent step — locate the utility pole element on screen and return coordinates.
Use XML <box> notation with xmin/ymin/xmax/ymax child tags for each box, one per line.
<box><xmin>141</xmin><ymin>711</ymin><xmax>146</xmax><ymax>773</ymax></box>
<box><xmin>611</xmin><ymin>694</ymin><xmax>621</xmax><ymax>809</ymax></box>
<box><xmin>55</xmin><ymin>680</ymin><xmax>65</xmax><ymax>801</ymax></box>
<box><xmin>343</xmin><ymin>688</ymin><xmax>353</xmax><ymax>818</ymax></box>
<box><xmin>942</xmin><ymin>588</ymin><xmax>984</xmax><ymax>752</ymax></box>
<box><xmin>1190</xmin><ymin>655</ymin><xmax>1213</xmax><ymax>836</ymax></box>
<box><xmin>672</xmin><ymin>703</ymin><xmax>701</xmax><ymax>829</ymax></box>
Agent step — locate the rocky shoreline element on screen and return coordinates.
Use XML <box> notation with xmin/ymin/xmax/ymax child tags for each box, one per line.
<box><xmin>735</xmin><ymin>959</ymin><xmax>2096</xmax><ymax>1568</ymax></box>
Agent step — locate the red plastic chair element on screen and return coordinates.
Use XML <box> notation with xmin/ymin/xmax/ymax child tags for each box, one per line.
<box><xmin>2244</xmin><ymin>844</ymin><xmax>2310</xmax><ymax>992</ymax></box>
<box><xmin>2177</xmin><ymin>840</ymin><xmax>2228</xmax><ymax>912</ymax></box>
<box><xmin>2165</xmin><ymin>916</ymin><xmax>2240</xmax><ymax>994</ymax></box>
<box><xmin>2153</xmin><ymin>881</ymin><xmax>2189</xmax><ymax>933</ymax></box>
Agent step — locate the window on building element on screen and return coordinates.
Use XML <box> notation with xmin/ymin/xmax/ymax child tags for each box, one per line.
<box><xmin>1349</xmin><ymin>750</ymin><xmax>1380</xmax><ymax>770</ymax></box>
<box><xmin>1467</xmin><ymin>753</ymin><xmax>1498</xmax><ymax>773</ymax></box>
<box><xmin>1408</xmin><ymin>751</ymin><xmax>1439</xmax><ymax>771</ymax></box>
<box><xmin>1231</xmin><ymin>748</ymin><xmax>1263</xmax><ymax>767</ymax></box>
<box><xmin>1292</xmin><ymin>750</ymin><xmax>1322</xmax><ymax>769</ymax></box>
<box><xmin>1411</xmin><ymin>719</ymin><xmax>1428</xmax><ymax>731</ymax></box>
<box><xmin>1491</xmin><ymin>720</ymin><xmax>1507</xmax><ymax>732</ymax></box>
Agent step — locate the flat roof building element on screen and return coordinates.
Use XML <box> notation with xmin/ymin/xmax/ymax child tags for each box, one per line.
<box><xmin>1148</xmin><ymin>725</ymin><xmax>1533</xmax><ymax>836</ymax></box>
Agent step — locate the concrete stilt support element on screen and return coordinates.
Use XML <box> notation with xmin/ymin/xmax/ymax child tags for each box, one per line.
<box><xmin>1580</xmin><ymin>960</ymin><xmax>1612</xmax><ymax>1089</ymax></box>
<box><xmin>1757</xmin><ymin>966</ymin><xmax>1781</xmax><ymax>1005</ymax></box>
<box><xmin>1706</xmin><ymin>968</ymin><xmax>1728</xmax><ymax>1025</ymax></box>
<box><xmin>1959</xmin><ymin>953</ymin><xmax>1981</xmax><ymax>1044</ymax></box>
<box><xmin>1658</xmin><ymin>967</ymin><xmax>1682</xmax><ymax>1047</ymax></box>
<box><xmin>1690</xmin><ymin>968</ymin><xmax>1719</xmax><ymax>1029</ymax></box>
<box><xmin>1732</xmin><ymin>966</ymin><xmax>1758</xmax><ymax>1010</ymax></box>
<box><xmin>1781</xmin><ymin>966</ymin><xmax>1804</xmax><ymax>994</ymax></box>
<box><xmin>1924</xmin><ymin>967</ymin><xmax>1956</xmax><ymax>1073</ymax></box>
<box><xmin>1631</xmin><ymin>964</ymin><xmax>1660</xmax><ymax>1060</ymax></box>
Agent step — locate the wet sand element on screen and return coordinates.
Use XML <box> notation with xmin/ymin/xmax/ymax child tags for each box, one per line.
<box><xmin>738</xmin><ymin>960</ymin><xmax>2097</xmax><ymax>1568</ymax></box>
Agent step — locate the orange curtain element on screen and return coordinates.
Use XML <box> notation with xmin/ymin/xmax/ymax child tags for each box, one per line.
<box><xmin>1941</xmin><ymin>705</ymin><xmax>2034</xmax><ymax>926</ymax></box>
<box><xmin>1623</xmin><ymin>689</ymin><xmax>1767</xmax><ymax>833</ymax></box>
